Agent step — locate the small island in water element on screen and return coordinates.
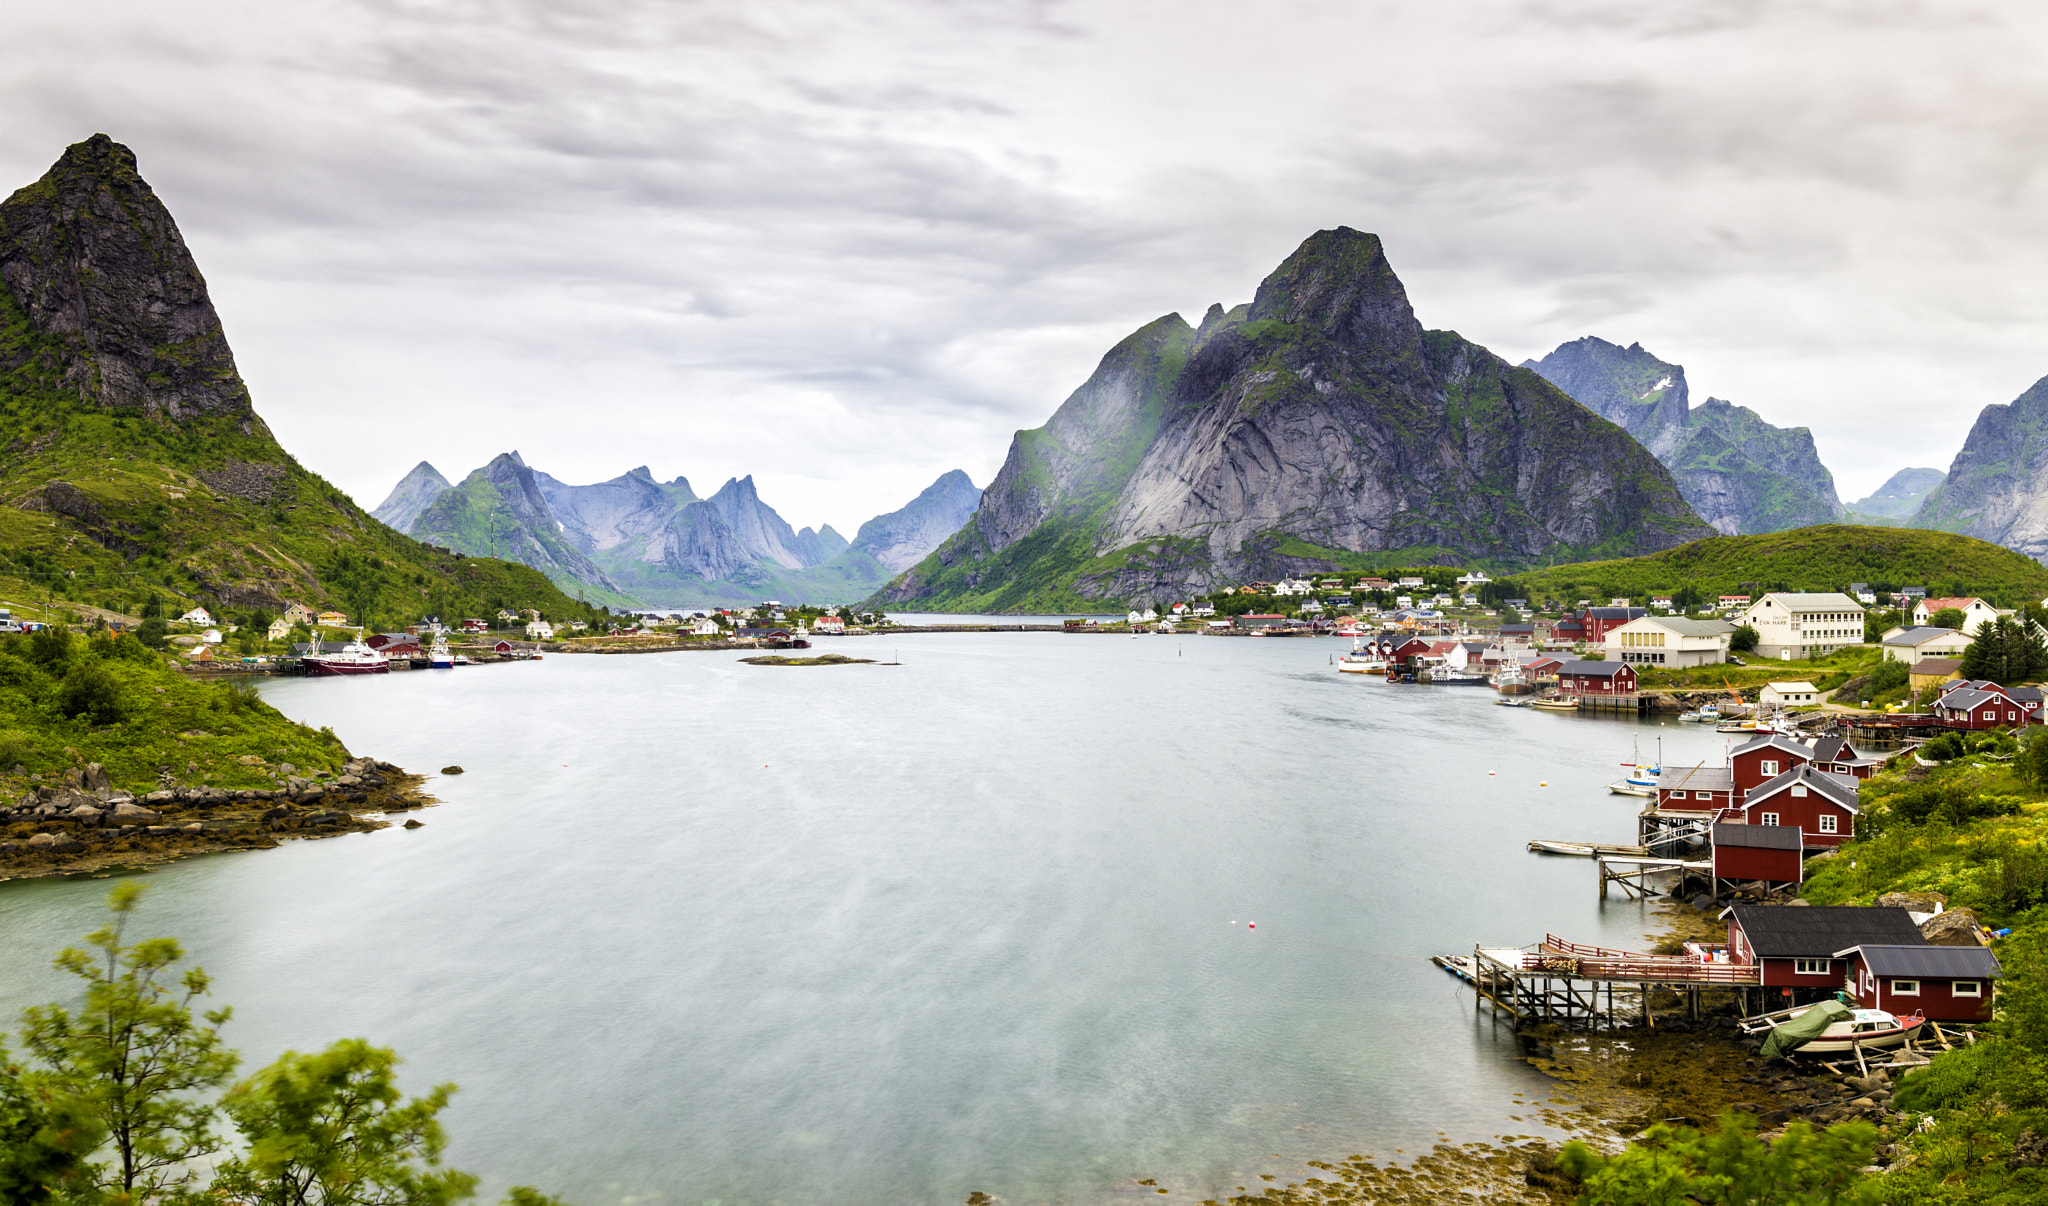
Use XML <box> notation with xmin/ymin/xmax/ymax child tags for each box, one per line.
<box><xmin>737</xmin><ymin>653</ymin><xmax>877</xmax><ymax>666</ymax></box>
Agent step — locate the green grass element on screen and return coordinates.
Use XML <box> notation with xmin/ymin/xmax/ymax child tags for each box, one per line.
<box><xmin>0</xmin><ymin>628</ymin><xmax>348</xmax><ymax>796</ymax></box>
<box><xmin>1505</xmin><ymin>525</ymin><xmax>2048</xmax><ymax>608</ymax></box>
<box><xmin>1633</xmin><ymin>643</ymin><xmax>1882</xmax><ymax>692</ymax></box>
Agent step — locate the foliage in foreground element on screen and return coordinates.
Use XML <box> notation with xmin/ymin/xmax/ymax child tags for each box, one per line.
<box><xmin>1559</xmin><ymin>1111</ymin><xmax>1880</xmax><ymax>1205</ymax></box>
<box><xmin>0</xmin><ymin>884</ymin><xmax>561</xmax><ymax>1205</ymax></box>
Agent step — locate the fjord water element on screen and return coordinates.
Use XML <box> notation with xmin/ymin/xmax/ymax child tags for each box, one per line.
<box><xmin>0</xmin><ymin>636</ymin><xmax>1738</xmax><ymax>1204</ymax></box>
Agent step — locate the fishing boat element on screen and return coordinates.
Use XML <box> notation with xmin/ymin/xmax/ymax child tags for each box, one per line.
<box><xmin>429</xmin><ymin>636</ymin><xmax>454</xmax><ymax>669</ymax></box>
<box><xmin>303</xmin><ymin>631</ymin><xmax>390</xmax><ymax>677</ymax></box>
<box><xmin>1698</xmin><ymin>703</ymin><xmax>1722</xmax><ymax>722</ymax></box>
<box><xmin>1425</xmin><ymin>668</ymin><xmax>1489</xmax><ymax>685</ymax></box>
<box><xmin>1493</xmin><ymin>665</ymin><xmax>1534</xmax><ymax>695</ymax></box>
<box><xmin>1531</xmin><ymin>695</ymin><xmax>1579</xmax><ymax>711</ymax></box>
<box><xmin>1607</xmin><ymin>739</ymin><xmax>1662</xmax><ymax>794</ymax></box>
<box><xmin>1335</xmin><ymin>639</ymin><xmax>1385</xmax><ymax>674</ymax></box>
<box><xmin>1750</xmin><ymin>1001</ymin><xmax>1925</xmax><ymax>1058</ymax></box>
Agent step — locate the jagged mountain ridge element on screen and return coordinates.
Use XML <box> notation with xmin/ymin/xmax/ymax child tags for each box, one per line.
<box><xmin>1850</xmin><ymin>467</ymin><xmax>1946</xmax><ymax>520</ymax></box>
<box><xmin>1912</xmin><ymin>375</ymin><xmax>2048</xmax><ymax>561</ymax></box>
<box><xmin>1522</xmin><ymin>337</ymin><xmax>1844</xmax><ymax>536</ymax></box>
<box><xmin>0</xmin><ymin>135</ymin><xmax>597</xmax><ymax>627</ymax></box>
<box><xmin>872</xmin><ymin>228</ymin><xmax>1713</xmax><ymax>611</ymax></box>
<box><xmin>385</xmin><ymin>456</ymin><xmax>977</xmax><ymax>606</ymax></box>
<box><xmin>370</xmin><ymin>461</ymin><xmax>452</xmax><ymax>533</ymax></box>
<box><xmin>851</xmin><ymin>469</ymin><xmax>983</xmax><ymax>572</ymax></box>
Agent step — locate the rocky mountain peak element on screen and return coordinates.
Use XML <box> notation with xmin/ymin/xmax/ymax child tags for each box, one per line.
<box><xmin>370</xmin><ymin>461</ymin><xmax>452</xmax><ymax>533</ymax></box>
<box><xmin>0</xmin><ymin>134</ymin><xmax>260</xmax><ymax>426</ymax></box>
<box><xmin>1246</xmin><ymin>227</ymin><xmax>1425</xmax><ymax>360</ymax></box>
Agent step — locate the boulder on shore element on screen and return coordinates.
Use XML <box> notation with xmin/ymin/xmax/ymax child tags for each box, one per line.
<box><xmin>1878</xmin><ymin>891</ymin><xmax>1947</xmax><ymax>911</ymax></box>
<box><xmin>1921</xmin><ymin>908</ymin><xmax>1985</xmax><ymax>946</ymax></box>
<box><xmin>111</xmin><ymin>802</ymin><xmax>161</xmax><ymax>823</ymax></box>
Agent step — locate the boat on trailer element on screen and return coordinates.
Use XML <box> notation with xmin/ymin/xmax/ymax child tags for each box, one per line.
<box><xmin>1746</xmin><ymin>1001</ymin><xmax>1925</xmax><ymax>1058</ymax></box>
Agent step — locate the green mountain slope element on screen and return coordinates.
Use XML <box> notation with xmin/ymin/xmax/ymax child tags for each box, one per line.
<box><xmin>1911</xmin><ymin>375</ymin><xmax>2048</xmax><ymax>563</ymax></box>
<box><xmin>1506</xmin><ymin>525</ymin><xmax>2048</xmax><ymax>605</ymax></box>
<box><xmin>0</xmin><ymin>134</ymin><xmax>602</xmax><ymax>629</ymax></box>
<box><xmin>870</xmin><ymin>229</ymin><xmax>1711</xmax><ymax>612</ymax></box>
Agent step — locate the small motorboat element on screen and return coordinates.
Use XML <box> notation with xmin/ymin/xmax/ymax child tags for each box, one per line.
<box><xmin>1607</xmin><ymin>768</ymin><xmax>1658</xmax><ymax>796</ymax></box>
<box><xmin>1697</xmin><ymin>704</ymin><xmax>1722</xmax><ymax>722</ymax></box>
<box><xmin>1531</xmin><ymin>696</ymin><xmax>1579</xmax><ymax>711</ymax></box>
<box><xmin>1678</xmin><ymin>710</ymin><xmax>1702</xmax><ymax>722</ymax></box>
<box><xmin>1754</xmin><ymin>1001</ymin><xmax>1925</xmax><ymax>1059</ymax></box>
<box><xmin>1495</xmin><ymin>697</ymin><xmax>1530</xmax><ymax>708</ymax></box>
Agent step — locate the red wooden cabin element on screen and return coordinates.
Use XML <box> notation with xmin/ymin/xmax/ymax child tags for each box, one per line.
<box><xmin>1710</xmin><ymin>823</ymin><xmax>1803</xmax><ymax>885</ymax></box>
<box><xmin>1732</xmin><ymin>765</ymin><xmax>1860</xmax><ymax>847</ymax></box>
<box><xmin>1726</xmin><ymin>905</ymin><xmax>1926</xmax><ymax>1007</ymax></box>
<box><xmin>1835</xmin><ymin>944</ymin><xmax>2000</xmax><ymax>1022</ymax></box>
<box><xmin>1556</xmin><ymin>660</ymin><xmax>1636</xmax><ymax>696</ymax></box>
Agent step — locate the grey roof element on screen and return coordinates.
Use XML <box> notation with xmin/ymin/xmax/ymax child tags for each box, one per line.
<box><xmin>2011</xmin><ymin>687</ymin><xmax>2044</xmax><ymax>703</ymax></box>
<box><xmin>1729</xmin><ymin>905</ymin><xmax>1926</xmax><ymax>958</ymax></box>
<box><xmin>1713</xmin><ymin>823</ymin><xmax>1803</xmax><ymax>850</ymax></box>
<box><xmin>1753</xmin><ymin>592</ymin><xmax>1866</xmax><ymax>613</ymax></box>
<box><xmin>1831</xmin><ymin>944</ymin><xmax>2001</xmax><ymax>979</ymax></box>
<box><xmin>1731</xmin><ymin>733</ymin><xmax>1813</xmax><ymax>760</ymax></box>
<box><xmin>1936</xmin><ymin>689</ymin><xmax>2000</xmax><ymax>713</ymax></box>
<box><xmin>1558</xmin><ymin>659</ymin><xmax>1631</xmax><ymax>678</ymax></box>
<box><xmin>1884</xmin><ymin>626</ymin><xmax>1964</xmax><ymax>647</ymax></box>
<box><xmin>1664</xmin><ymin>765</ymin><xmax>1735</xmax><ymax>792</ymax></box>
<box><xmin>1587</xmin><ymin>607</ymin><xmax>1647</xmax><ymax>620</ymax></box>
<box><xmin>1744</xmin><ymin>764</ymin><xmax>1861</xmax><ymax>814</ymax></box>
<box><xmin>1639</xmin><ymin>617</ymin><xmax>1736</xmax><ymax>637</ymax></box>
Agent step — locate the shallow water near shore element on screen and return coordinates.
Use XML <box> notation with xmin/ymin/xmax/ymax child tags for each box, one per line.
<box><xmin>0</xmin><ymin>635</ymin><xmax>1744</xmax><ymax>1205</ymax></box>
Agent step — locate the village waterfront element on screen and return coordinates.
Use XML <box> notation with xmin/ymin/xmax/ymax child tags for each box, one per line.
<box><xmin>0</xmin><ymin>632</ymin><xmax>1760</xmax><ymax>1205</ymax></box>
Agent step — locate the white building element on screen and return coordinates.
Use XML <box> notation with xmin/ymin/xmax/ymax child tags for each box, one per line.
<box><xmin>1735</xmin><ymin>593</ymin><xmax>1866</xmax><ymax>661</ymax></box>
<box><xmin>178</xmin><ymin>607</ymin><xmax>215</xmax><ymax>626</ymax></box>
<box><xmin>1603</xmin><ymin>616</ymin><xmax>1735</xmax><ymax>668</ymax></box>
<box><xmin>691</xmin><ymin>618</ymin><xmax>722</xmax><ymax>636</ymax></box>
<box><xmin>525</xmin><ymin>620</ymin><xmax>555</xmax><ymax>640</ymax></box>
<box><xmin>1759</xmin><ymin>682</ymin><xmax>1821</xmax><ymax>707</ymax></box>
<box><xmin>1912</xmin><ymin>597</ymin><xmax>2002</xmax><ymax>635</ymax></box>
<box><xmin>1880</xmin><ymin>626</ymin><xmax>1972</xmax><ymax>663</ymax></box>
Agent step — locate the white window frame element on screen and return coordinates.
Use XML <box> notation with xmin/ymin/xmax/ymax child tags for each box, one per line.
<box><xmin>1760</xmin><ymin>759</ymin><xmax>1779</xmax><ymax>775</ymax></box>
<box><xmin>1794</xmin><ymin>958</ymin><xmax>1829</xmax><ymax>975</ymax></box>
<box><xmin>1953</xmin><ymin>980</ymin><xmax>1982</xmax><ymax>997</ymax></box>
<box><xmin>1792</xmin><ymin>785</ymin><xmax>1808</xmax><ymax>797</ymax></box>
<box><xmin>1761</xmin><ymin>812</ymin><xmax>1779</xmax><ymax>827</ymax></box>
<box><xmin>1818</xmin><ymin>815</ymin><xmax>1837</xmax><ymax>833</ymax></box>
<box><xmin>1891</xmin><ymin>979</ymin><xmax>1920</xmax><ymax>996</ymax></box>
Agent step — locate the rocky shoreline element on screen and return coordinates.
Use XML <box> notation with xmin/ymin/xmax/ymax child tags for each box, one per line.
<box><xmin>0</xmin><ymin>757</ymin><xmax>435</xmax><ymax>881</ymax></box>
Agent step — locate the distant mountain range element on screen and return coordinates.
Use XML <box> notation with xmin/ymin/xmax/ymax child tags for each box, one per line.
<box><xmin>1522</xmin><ymin>337</ymin><xmax>1844</xmax><ymax>536</ymax></box>
<box><xmin>868</xmin><ymin>228</ymin><xmax>1713</xmax><ymax>611</ymax></box>
<box><xmin>1847</xmin><ymin>467</ymin><xmax>1947</xmax><ymax>524</ymax></box>
<box><xmin>371</xmin><ymin>457</ymin><xmax>980</xmax><ymax>607</ymax></box>
<box><xmin>1913</xmin><ymin>375</ymin><xmax>2048</xmax><ymax>559</ymax></box>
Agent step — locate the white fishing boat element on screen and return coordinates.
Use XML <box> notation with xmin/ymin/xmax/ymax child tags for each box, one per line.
<box><xmin>1335</xmin><ymin>639</ymin><xmax>1385</xmax><ymax>674</ymax></box>
<box><xmin>303</xmin><ymin>630</ymin><xmax>390</xmax><ymax>678</ymax></box>
<box><xmin>429</xmin><ymin>635</ymin><xmax>454</xmax><ymax>669</ymax></box>
<box><xmin>1698</xmin><ymin>704</ymin><xmax>1722</xmax><ymax>722</ymax></box>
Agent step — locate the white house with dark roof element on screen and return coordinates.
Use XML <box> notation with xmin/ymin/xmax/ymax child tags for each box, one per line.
<box><xmin>1736</xmin><ymin>593</ymin><xmax>1866</xmax><ymax>661</ymax></box>
<box><xmin>1881</xmin><ymin>625</ymin><xmax>1972</xmax><ymax>663</ymax></box>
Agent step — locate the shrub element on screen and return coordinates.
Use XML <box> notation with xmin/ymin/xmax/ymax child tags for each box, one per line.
<box><xmin>134</xmin><ymin>619</ymin><xmax>167</xmax><ymax>650</ymax></box>
<box><xmin>218</xmin><ymin>680</ymin><xmax>263</xmax><ymax>715</ymax></box>
<box><xmin>1868</xmin><ymin>658</ymin><xmax>1909</xmax><ymax>692</ymax></box>
<box><xmin>1731</xmin><ymin>624</ymin><xmax>1760</xmax><ymax>652</ymax></box>
<box><xmin>57</xmin><ymin>663</ymin><xmax>124</xmax><ymax>725</ymax></box>
<box><xmin>0</xmin><ymin>728</ymin><xmax>34</xmax><ymax>770</ymax></box>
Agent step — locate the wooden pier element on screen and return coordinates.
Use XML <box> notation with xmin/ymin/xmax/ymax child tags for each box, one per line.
<box><xmin>1596</xmin><ymin>854</ymin><xmax>1711</xmax><ymax>899</ymax></box>
<box><xmin>1435</xmin><ymin>934</ymin><xmax>1759</xmax><ymax>1028</ymax></box>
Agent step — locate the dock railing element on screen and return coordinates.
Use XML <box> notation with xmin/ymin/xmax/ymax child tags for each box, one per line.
<box><xmin>1530</xmin><ymin>935</ymin><xmax>1759</xmax><ymax>984</ymax></box>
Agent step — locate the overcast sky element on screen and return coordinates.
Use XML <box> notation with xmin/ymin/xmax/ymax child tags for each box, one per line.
<box><xmin>8</xmin><ymin>1</ymin><xmax>2048</xmax><ymax>533</ymax></box>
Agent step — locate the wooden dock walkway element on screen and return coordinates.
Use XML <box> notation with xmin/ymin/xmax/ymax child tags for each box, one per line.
<box><xmin>1434</xmin><ymin>934</ymin><xmax>1759</xmax><ymax>1027</ymax></box>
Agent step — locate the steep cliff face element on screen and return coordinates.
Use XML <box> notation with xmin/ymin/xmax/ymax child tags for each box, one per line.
<box><xmin>1524</xmin><ymin>337</ymin><xmax>1843</xmax><ymax>535</ymax></box>
<box><xmin>410</xmin><ymin>453</ymin><xmax>629</xmax><ymax>601</ymax></box>
<box><xmin>877</xmin><ymin>229</ymin><xmax>1711</xmax><ymax>610</ymax></box>
<box><xmin>1913</xmin><ymin>376</ymin><xmax>2048</xmax><ymax>561</ymax></box>
<box><xmin>371</xmin><ymin>462</ymin><xmax>451</xmax><ymax>533</ymax></box>
<box><xmin>0</xmin><ymin>133</ymin><xmax>260</xmax><ymax>425</ymax></box>
<box><xmin>851</xmin><ymin>469</ymin><xmax>982</xmax><ymax>572</ymax></box>
<box><xmin>1850</xmin><ymin>467</ymin><xmax>1946</xmax><ymax>520</ymax></box>
<box><xmin>0</xmin><ymin>135</ymin><xmax>596</xmax><ymax>625</ymax></box>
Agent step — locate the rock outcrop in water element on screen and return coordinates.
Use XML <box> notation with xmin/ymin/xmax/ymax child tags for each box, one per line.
<box><xmin>1523</xmin><ymin>337</ymin><xmax>1844</xmax><ymax>535</ymax></box>
<box><xmin>870</xmin><ymin>228</ymin><xmax>1712</xmax><ymax>611</ymax></box>
<box><xmin>1912</xmin><ymin>375</ymin><xmax>2048</xmax><ymax>561</ymax></box>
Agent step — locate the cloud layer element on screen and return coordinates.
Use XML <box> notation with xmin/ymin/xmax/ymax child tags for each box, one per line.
<box><xmin>6</xmin><ymin>0</ymin><xmax>2047</xmax><ymax>524</ymax></box>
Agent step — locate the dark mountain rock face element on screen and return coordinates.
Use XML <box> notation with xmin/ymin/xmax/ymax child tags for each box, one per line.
<box><xmin>533</xmin><ymin>465</ymin><xmax>695</xmax><ymax>556</ymax></box>
<box><xmin>1850</xmin><ymin>467</ymin><xmax>1946</xmax><ymax>520</ymax></box>
<box><xmin>1914</xmin><ymin>376</ymin><xmax>2048</xmax><ymax>560</ymax></box>
<box><xmin>1524</xmin><ymin>336</ymin><xmax>1843</xmax><ymax>535</ymax></box>
<box><xmin>0</xmin><ymin>134</ymin><xmax>260</xmax><ymax>426</ymax></box>
<box><xmin>851</xmin><ymin>469</ymin><xmax>982</xmax><ymax>572</ymax></box>
<box><xmin>878</xmin><ymin>229</ymin><xmax>1711</xmax><ymax>609</ymax></box>
<box><xmin>371</xmin><ymin>462</ymin><xmax>452</xmax><ymax>533</ymax></box>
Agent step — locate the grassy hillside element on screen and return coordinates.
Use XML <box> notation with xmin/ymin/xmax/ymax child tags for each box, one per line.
<box><xmin>0</xmin><ymin>307</ymin><xmax>603</xmax><ymax>632</ymax></box>
<box><xmin>0</xmin><ymin>626</ymin><xmax>347</xmax><ymax>794</ymax></box>
<box><xmin>1505</xmin><ymin>525</ymin><xmax>2048</xmax><ymax>607</ymax></box>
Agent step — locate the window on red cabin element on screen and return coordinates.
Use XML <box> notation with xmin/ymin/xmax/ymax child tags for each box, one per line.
<box><xmin>1794</xmin><ymin>958</ymin><xmax>1828</xmax><ymax>975</ymax></box>
<box><xmin>1761</xmin><ymin>812</ymin><xmax>1779</xmax><ymax>826</ymax></box>
<box><xmin>1954</xmin><ymin>981</ymin><xmax>1982</xmax><ymax>996</ymax></box>
<box><xmin>1819</xmin><ymin>815</ymin><xmax>1837</xmax><ymax>833</ymax></box>
<box><xmin>1892</xmin><ymin>980</ymin><xmax>1920</xmax><ymax>995</ymax></box>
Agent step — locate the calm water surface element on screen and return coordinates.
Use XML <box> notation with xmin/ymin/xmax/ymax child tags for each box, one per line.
<box><xmin>0</xmin><ymin>634</ymin><xmax>1738</xmax><ymax>1205</ymax></box>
